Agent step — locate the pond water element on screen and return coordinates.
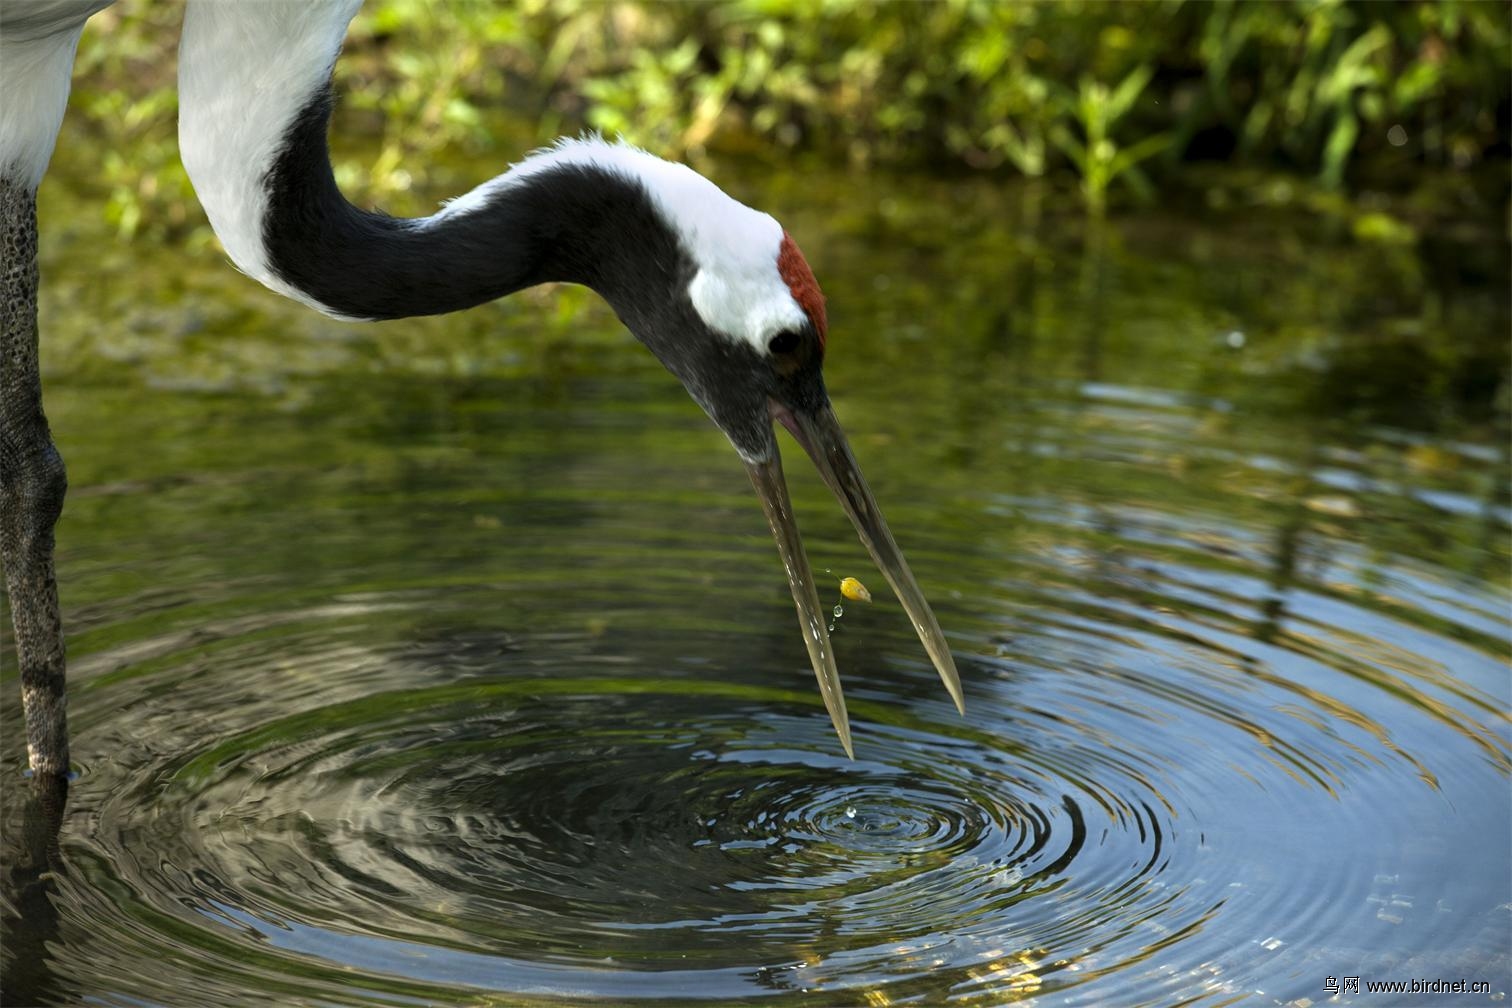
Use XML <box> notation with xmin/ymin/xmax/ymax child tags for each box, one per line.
<box><xmin>4</xmin><ymin>160</ymin><xmax>1509</xmax><ymax>1006</ymax></box>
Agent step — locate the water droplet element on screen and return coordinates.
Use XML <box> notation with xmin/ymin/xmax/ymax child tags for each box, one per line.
<box><xmin>845</xmin><ymin>805</ymin><xmax>857</xmax><ymax>819</ymax></box>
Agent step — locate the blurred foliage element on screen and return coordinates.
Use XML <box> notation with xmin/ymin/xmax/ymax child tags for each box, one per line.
<box><xmin>56</xmin><ymin>0</ymin><xmax>1509</xmax><ymax>239</ymax></box>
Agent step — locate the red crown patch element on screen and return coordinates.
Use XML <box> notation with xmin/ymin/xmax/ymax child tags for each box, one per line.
<box><xmin>777</xmin><ymin>232</ymin><xmax>827</xmax><ymax>350</ymax></box>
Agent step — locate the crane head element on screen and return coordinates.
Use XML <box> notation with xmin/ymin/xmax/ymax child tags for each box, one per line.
<box><xmin>508</xmin><ymin>140</ymin><xmax>964</xmax><ymax>755</ymax></box>
<box><xmin>632</xmin><ymin>209</ymin><xmax>964</xmax><ymax>758</ymax></box>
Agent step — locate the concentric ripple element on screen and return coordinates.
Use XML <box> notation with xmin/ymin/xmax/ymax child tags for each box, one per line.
<box><xmin>4</xmin><ymin>365</ymin><xmax>1508</xmax><ymax>1007</ymax></box>
<box><xmin>44</xmin><ymin>622</ymin><xmax>1190</xmax><ymax>1004</ymax></box>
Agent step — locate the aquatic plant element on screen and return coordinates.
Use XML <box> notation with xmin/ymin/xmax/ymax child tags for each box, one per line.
<box><xmin>1048</xmin><ymin>66</ymin><xmax>1173</xmax><ymax>214</ymax></box>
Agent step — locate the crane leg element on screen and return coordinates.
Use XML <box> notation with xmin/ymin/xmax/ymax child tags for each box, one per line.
<box><xmin>1</xmin><ymin>179</ymin><xmax>70</xmax><ymax>780</ymax></box>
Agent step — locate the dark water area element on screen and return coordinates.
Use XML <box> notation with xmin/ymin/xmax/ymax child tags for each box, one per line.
<box><xmin>4</xmin><ymin>159</ymin><xmax>1510</xmax><ymax>1006</ymax></box>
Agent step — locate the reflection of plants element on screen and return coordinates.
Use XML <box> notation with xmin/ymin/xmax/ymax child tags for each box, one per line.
<box><xmin>1050</xmin><ymin>67</ymin><xmax>1172</xmax><ymax>214</ymax></box>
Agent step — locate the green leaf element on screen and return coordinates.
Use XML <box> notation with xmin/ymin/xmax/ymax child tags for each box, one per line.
<box><xmin>1107</xmin><ymin>63</ymin><xmax>1155</xmax><ymax>124</ymax></box>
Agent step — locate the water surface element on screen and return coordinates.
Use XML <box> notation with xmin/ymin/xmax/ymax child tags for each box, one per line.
<box><xmin>4</xmin><ymin>165</ymin><xmax>1509</xmax><ymax>1006</ymax></box>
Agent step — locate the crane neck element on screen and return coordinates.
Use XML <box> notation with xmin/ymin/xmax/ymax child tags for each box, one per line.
<box><xmin>178</xmin><ymin>1</ymin><xmax>690</xmax><ymax>325</ymax></box>
<box><xmin>262</xmin><ymin>86</ymin><xmax>689</xmax><ymax>323</ymax></box>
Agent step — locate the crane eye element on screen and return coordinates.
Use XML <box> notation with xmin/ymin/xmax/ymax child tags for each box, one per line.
<box><xmin>768</xmin><ymin>330</ymin><xmax>801</xmax><ymax>355</ymax></box>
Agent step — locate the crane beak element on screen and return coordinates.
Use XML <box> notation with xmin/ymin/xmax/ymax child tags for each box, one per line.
<box><xmin>744</xmin><ymin>400</ymin><xmax>965</xmax><ymax>757</ymax></box>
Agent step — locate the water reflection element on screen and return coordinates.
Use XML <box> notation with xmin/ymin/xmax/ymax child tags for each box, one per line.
<box><xmin>4</xmin><ymin>165</ymin><xmax>1509</xmax><ymax>1004</ymax></box>
<box><xmin>0</xmin><ymin>776</ymin><xmax>68</xmax><ymax>1006</ymax></box>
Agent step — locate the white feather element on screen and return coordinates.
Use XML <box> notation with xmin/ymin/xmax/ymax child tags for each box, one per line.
<box><xmin>0</xmin><ymin>0</ymin><xmax>111</xmax><ymax>189</ymax></box>
<box><xmin>177</xmin><ymin>4</ymin><xmax>804</xmax><ymax>342</ymax></box>
<box><xmin>441</xmin><ymin>137</ymin><xmax>808</xmax><ymax>351</ymax></box>
<box><xmin>178</xmin><ymin>0</ymin><xmax>362</xmax><ymax>318</ymax></box>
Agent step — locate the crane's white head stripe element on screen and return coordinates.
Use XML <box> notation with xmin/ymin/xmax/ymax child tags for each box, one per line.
<box><xmin>444</xmin><ymin>137</ymin><xmax>812</xmax><ymax>352</ymax></box>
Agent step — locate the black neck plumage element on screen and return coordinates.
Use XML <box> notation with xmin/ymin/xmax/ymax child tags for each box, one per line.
<box><xmin>261</xmin><ymin>85</ymin><xmax>690</xmax><ymax>324</ymax></box>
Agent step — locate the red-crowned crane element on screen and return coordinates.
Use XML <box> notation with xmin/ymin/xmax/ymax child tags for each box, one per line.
<box><xmin>0</xmin><ymin>0</ymin><xmax>963</xmax><ymax>780</ymax></box>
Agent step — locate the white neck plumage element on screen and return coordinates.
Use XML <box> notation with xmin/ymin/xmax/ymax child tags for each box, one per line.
<box><xmin>176</xmin><ymin>0</ymin><xmax>797</xmax><ymax>342</ymax></box>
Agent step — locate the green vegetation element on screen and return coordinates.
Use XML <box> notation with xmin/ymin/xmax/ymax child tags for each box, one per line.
<box><xmin>43</xmin><ymin>0</ymin><xmax>1509</xmax><ymax>452</ymax></box>
<box><xmin>62</xmin><ymin>0</ymin><xmax>1509</xmax><ymax>238</ymax></box>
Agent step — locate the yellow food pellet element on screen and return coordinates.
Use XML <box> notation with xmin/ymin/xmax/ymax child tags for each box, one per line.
<box><xmin>840</xmin><ymin>577</ymin><xmax>872</xmax><ymax>602</ymax></box>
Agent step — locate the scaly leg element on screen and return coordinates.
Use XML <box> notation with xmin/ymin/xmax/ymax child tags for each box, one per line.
<box><xmin>1</xmin><ymin>178</ymin><xmax>69</xmax><ymax>779</ymax></box>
